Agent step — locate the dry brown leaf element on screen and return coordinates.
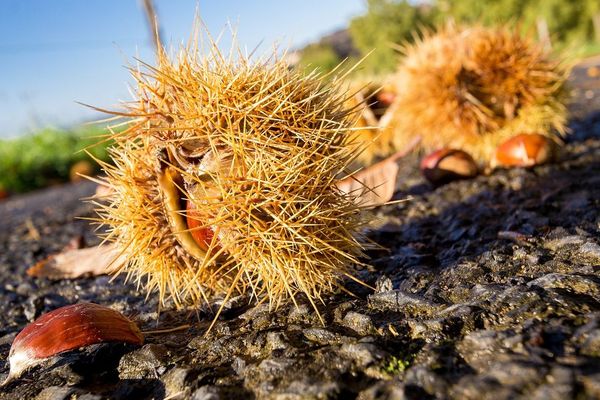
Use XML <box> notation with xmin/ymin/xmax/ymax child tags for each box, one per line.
<box><xmin>27</xmin><ymin>243</ymin><xmax>125</xmax><ymax>280</ymax></box>
<box><xmin>24</xmin><ymin>219</ymin><xmax>41</xmax><ymax>241</ymax></box>
<box><xmin>337</xmin><ymin>136</ymin><xmax>421</xmax><ymax>207</ymax></box>
<box><xmin>337</xmin><ymin>158</ymin><xmax>399</xmax><ymax>207</ymax></box>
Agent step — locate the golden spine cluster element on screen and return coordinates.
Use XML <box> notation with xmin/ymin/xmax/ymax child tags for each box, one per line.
<box><xmin>354</xmin><ymin>24</ymin><xmax>570</xmax><ymax>165</ymax></box>
<box><xmin>343</xmin><ymin>80</ymin><xmax>397</xmax><ymax>164</ymax></box>
<box><xmin>93</xmin><ymin>34</ymin><xmax>368</xmax><ymax>315</ymax></box>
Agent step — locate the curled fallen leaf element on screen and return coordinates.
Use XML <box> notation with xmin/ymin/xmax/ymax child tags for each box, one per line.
<box><xmin>27</xmin><ymin>243</ymin><xmax>125</xmax><ymax>280</ymax></box>
<box><xmin>3</xmin><ymin>303</ymin><xmax>143</xmax><ymax>385</ymax></box>
<box><xmin>337</xmin><ymin>136</ymin><xmax>420</xmax><ymax>207</ymax></box>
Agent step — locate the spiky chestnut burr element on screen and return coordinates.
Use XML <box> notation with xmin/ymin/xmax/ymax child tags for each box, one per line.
<box><xmin>344</xmin><ymin>80</ymin><xmax>397</xmax><ymax>165</ymax></box>
<box><xmin>92</xmin><ymin>32</ymin><xmax>368</xmax><ymax>316</ymax></box>
<box><xmin>389</xmin><ymin>24</ymin><xmax>570</xmax><ymax>165</ymax></box>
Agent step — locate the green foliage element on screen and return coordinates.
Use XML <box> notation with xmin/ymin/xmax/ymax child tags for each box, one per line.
<box><xmin>382</xmin><ymin>355</ymin><xmax>412</xmax><ymax>375</ymax></box>
<box><xmin>524</xmin><ymin>0</ymin><xmax>598</xmax><ymax>43</ymax></box>
<box><xmin>572</xmin><ymin>41</ymin><xmax>600</xmax><ymax>58</ymax></box>
<box><xmin>437</xmin><ymin>0</ymin><xmax>600</xmax><ymax>44</ymax></box>
<box><xmin>435</xmin><ymin>0</ymin><xmax>526</xmax><ymax>26</ymax></box>
<box><xmin>349</xmin><ymin>0</ymin><xmax>436</xmax><ymax>74</ymax></box>
<box><xmin>297</xmin><ymin>43</ymin><xmax>342</xmax><ymax>74</ymax></box>
<box><xmin>0</xmin><ymin>127</ymin><xmax>113</xmax><ymax>193</ymax></box>
<box><xmin>304</xmin><ymin>0</ymin><xmax>600</xmax><ymax>77</ymax></box>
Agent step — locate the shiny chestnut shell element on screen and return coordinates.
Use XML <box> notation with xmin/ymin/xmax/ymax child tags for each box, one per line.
<box><xmin>420</xmin><ymin>148</ymin><xmax>479</xmax><ymax>185</ymax></box>
<box><xmin>10</xmin><ymin>303</ymin><xmax>143</xmax><ymax>360</ymax></box>
<box><xmin>492</xmin><ymin>133</ymin><xmax>556</xmax><ymax>168</ymax></box>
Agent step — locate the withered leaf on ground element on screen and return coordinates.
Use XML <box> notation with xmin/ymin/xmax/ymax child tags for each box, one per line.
<box><xmin>27</xmin><ymin>243</ymin><xmax>125</xmax><ymax>280</ymax></box>
<box><xmin>337</xmin><ymin>136</ymin><xmax>420</xmax><ymax>207</ymax></box>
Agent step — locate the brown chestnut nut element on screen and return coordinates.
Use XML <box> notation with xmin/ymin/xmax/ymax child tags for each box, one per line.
<box><xmin>4</xmin><ymin>303</ymin><xmax>143</xmax><ymax>384</ymax></box>
<box><xmin>186</xmin><ymin>199</ymin><xmax>218</xmax><ymax>251</ymax></box>
<box><xmin>492</xmin><ymin>133</ymin><xmax>556</xmax><ymax>168</ymax></box>
<box><xmin>420</xmin><ymin>148</ymin><xmax>479</xmax><ymax>185</ymax></box>
<box><xmin>376</xmin><ymin>91</ymin><xmax>396</xmax><ymax>107</ymax></box>
<box><xmin>69</xmin><ymin>160</ymin><xmax>94</xmax><ymax>182</ymax></box>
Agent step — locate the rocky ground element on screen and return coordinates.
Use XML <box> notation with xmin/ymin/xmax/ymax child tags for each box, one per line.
<box><xmin>0</xmin><ymin>62</ymin><xmax>599</xmax><ymax>399</ymax></box>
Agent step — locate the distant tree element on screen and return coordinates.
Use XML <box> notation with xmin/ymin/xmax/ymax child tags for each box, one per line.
<box><xmin>297</xmin><ymin>43</ymin><xmax>342</xmax><ymax>74</ymax></box>
<box><xmin>349</xmin><ymin>0</ymin><xmax>436</xmax><ymax>74</ymax></box>
<box><xmin>524</xmin><ymin>0</ymin><xmax>599</xmax><ymax>43</ymax></box>
<box><xmin>437</xmin><ymin>0</ymin><xmax>600</xmax><ymax>45</ymax></box>
<box><xmin>436</xmin><ymin>0</ymin><xmax>528</xmax><ymax>26</ymax></box>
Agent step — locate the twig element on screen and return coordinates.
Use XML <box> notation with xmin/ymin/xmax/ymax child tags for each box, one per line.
<box><xmin>140</xmin><ymin>0</ymin><xmax>163</xmax><ymax>52</ymax></box>
<box><xmin>142</xmin><ymin>324</ymin><xmax>191</xmax><ymax>335</ymax></box>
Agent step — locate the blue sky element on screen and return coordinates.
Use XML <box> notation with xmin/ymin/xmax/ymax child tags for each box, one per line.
<box><xmin>0</xmin><ymin>0</ymin><xmax>365</xmax><ymax>138</ymax></box>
